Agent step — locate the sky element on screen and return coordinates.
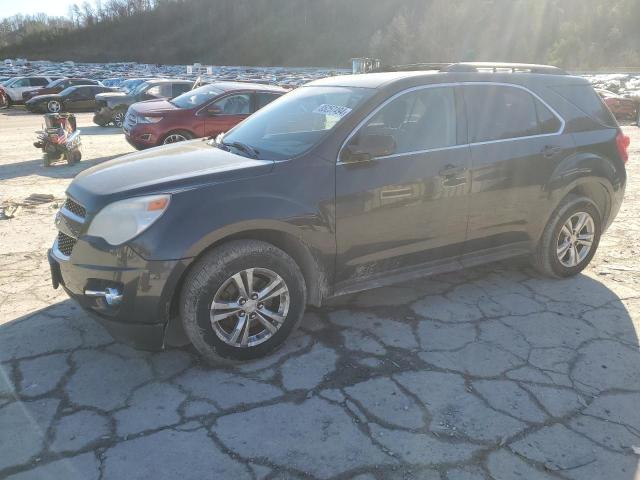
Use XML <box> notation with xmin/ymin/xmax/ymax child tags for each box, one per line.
<box><xmin>0</xmin><ymin>0</ymin><xmax>76</xmax><ymax>19</ymax></box>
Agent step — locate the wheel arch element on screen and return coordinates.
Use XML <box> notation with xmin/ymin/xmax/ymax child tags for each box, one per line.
<box><xmin>163</xmin><ymin>227</ymin><xmax>330</xmax><ymax>347</ymax></box>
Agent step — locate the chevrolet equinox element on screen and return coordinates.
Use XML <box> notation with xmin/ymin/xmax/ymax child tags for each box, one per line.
<box><xmin>49</xmin><ymin>63</ymin><xmax>628</xmax><ymax>363</ymax></box>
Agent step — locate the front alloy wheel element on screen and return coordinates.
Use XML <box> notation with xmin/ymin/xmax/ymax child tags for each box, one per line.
<box><xmin>47</xmin><ymin>100</ymin><xmax>61</xmax><ymax>113</ymax></box>
<box><xmin>211</xmin><ymin>268</ymin><xmax>290</xmax><ymax>347</ymax></box>
<box><xmin>112</xmin><ymin>111</ymin><xmax>125</xmax><ymax>127</ymax></box>
<box><xmin>163</xmin><ymin>133</ymin><xmax>188</xmax><ymax>144</ymax></box>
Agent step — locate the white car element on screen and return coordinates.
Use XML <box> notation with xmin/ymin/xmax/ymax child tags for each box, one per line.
<box><xmin>1</xmin><ymin>76</ymin><xmax>54</xmax><ymax>105</ymax></box>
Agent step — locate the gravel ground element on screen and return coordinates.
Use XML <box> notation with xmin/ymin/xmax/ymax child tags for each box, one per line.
<box><xmin>0</xmin><ymin>109</ymin><xmax>639</xmax><ymax>479</ymax></box>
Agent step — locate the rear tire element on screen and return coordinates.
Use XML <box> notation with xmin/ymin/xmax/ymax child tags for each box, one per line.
<box><xmin>112</xmin><ymin>111</ymin><xmax>125</xmax><ymax>127</ymax></box>
<box><xmin>532</xmin><ymin>195</ymin><xmax>602</xmax><ymax>278</ymax></box>
<box><xmin>180</xmin><ymin>240</ymin><xmax>307</xmax><ymax>364</ymax></box>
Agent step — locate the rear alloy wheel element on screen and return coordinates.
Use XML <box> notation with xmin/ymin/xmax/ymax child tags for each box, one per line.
<box><xmin>112</xmin><ymin>111</ymin><xmax>125</xmax><ymax>127</ymax></box>
<box><xmin>47</xmin><ymin>100</ymin><xmax>61</xmax><ymax>113</ymax></box>
<box><xmin>180</xmin><ymin>240</ymin><xmax>306</xmax><ymax>363</ymax></box>
<box><xmin>532</xmin><ymin>195</ymin><xmax>601</xmax><ymax>278</ymax></box>
<box><xmin>163</xmin><ymin>131</ymin><xmax>192</xmax><ymax>145</ymax></box>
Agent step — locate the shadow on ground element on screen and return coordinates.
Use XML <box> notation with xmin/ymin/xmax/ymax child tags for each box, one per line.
<box><xmin>0</xmin><ymin>262</ymin><xmax>639</xmax><ymax>479</ymax></box>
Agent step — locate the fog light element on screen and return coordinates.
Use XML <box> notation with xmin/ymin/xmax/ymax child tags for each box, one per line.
<box><xmin>84</xmin><ymin>287</ymin><xmax>123</xmax><ymax>306</ymax></box>
<box><xmin>139</xmin><ymin>134</ymin><xmax>152</xmax><ymax>141</ymax></box>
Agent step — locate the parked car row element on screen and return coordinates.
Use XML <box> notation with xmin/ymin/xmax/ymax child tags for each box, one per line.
<box><xmin>1</xmin><ymin>73</ymin><xmax>287</xmax><ymax>149</ymax></box>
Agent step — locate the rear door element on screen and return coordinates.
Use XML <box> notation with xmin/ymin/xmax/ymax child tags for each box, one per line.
<box><xmin>203</xmin><ymin>92</ymin><xmax>252</xmax><ymax>137</ymax></box>
<box><xmin>335</xmin><ymin>85</ymin><xmax>471</xmax><ymax>284</ymax></box>
<box><xmin>462</xmin><ymin>83</ymin><xmax>574</xmax><ymax>255</ymax></box>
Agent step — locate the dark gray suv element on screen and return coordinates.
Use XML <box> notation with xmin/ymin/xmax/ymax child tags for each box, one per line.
<box><xmin>49</xmin><ymin>63</ymin><xmax>628</xmax><ymax>363</ymax></box>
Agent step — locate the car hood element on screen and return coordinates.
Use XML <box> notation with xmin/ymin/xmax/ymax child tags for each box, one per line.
<box><xmin>131</xmin><ymin>99</ymin><xmax>179</xmax><ymax>114</ymax></box>
<box><xmin>96</xmin><ymin>91</ymin><xmax>133</xmax><ymax>105</ymax></box>
<box><xmin>27</xmin><ymin>94</ymin><xmax>62</xmax><ymax>104</ymax></box>
<box><xmin>67</xmin><ymin>139</ymin><xmax>274</xmax><ymax>212</ymax></box>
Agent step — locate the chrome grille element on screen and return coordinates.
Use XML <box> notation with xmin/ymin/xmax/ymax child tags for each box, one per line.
<box><xmin>57</xmin><ymin>231</ymin><xmax>76</xmax><ymax>257</ymax></box>
<box><xmin>64</xmin><ymin>198</ymin><xmax>86</xmax><ymax>218</ymax></box>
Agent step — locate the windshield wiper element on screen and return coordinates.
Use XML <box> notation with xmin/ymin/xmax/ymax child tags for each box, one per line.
<box><xmin>221</xmin><ymin>140</ymin><xmax>260</xmax><ymax>159</ymax></box>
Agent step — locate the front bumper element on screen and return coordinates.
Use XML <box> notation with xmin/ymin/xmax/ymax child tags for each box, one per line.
<box><xmin>93</xmin><ymin>108</ymin><xmax>114</xmax><ymax>125</ymax></box>
<box><xmin>124</xmin><ymin>125</ymin><xmax>158</xmax><ymax>150</ymax></box>
<box><xmin>48</xmin><ymin>238</ymin><xmax>188</xmax><ymax>351</ymax></box>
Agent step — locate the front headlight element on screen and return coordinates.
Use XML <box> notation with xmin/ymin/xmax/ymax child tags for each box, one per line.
<box><xmin>138</xmin><ymin>116</ymin><xmax>163</xmax><ymax>124</ymax></box>
<box><xmin>87</xmin><ymin>194</ymin><xmax>170</xmax><ymax>245</ymax></box>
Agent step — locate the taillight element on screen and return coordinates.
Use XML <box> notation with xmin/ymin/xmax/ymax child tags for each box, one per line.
<box><xmin>616</xmin><ymin>131</ymin><xmax>630</xmax><ymax>164</ymax></box>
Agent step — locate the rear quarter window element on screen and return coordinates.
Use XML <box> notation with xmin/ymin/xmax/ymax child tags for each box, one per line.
<box><xmin>550</xmin><ymin>84</ymin><xmax>617</xmax><ymax>128</ymax></box>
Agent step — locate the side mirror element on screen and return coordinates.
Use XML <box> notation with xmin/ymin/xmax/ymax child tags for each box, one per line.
<box><xmin>341</xmin><ymin>134</ymin><xmax>396</xmax><ymax>163</ymax></box>
<box><xmin>206</xmin><ymin>105</ymin><xmax>223</xmax><ymax>116</ymax></box>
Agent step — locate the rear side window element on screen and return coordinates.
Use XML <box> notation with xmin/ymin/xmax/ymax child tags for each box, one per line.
<box><xmin>550</xmin><ymin>84</ymin><xmax>617</xmax><ymax>128</ymax></box>
<box><xmin>359</xmin><ymin>86</ymin><xmax>457</xmax><ymax>154</ymax></box>
<box><xmin>172</xmin><ymin>83</ymin><xmax>192</xmax><ymax>97</ymax></box>
<box><xmin>464</xmin><ymin>85</ymin><xmax>542</xmax><ymax>142</ymax></box>
<box><xmin>30</xmin><ymin>78</ymin><xmax>49</xmax><ymax>87</ymax></box>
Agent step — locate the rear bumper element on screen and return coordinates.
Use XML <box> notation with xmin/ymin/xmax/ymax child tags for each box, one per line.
<box><xmin>48</xmin><ymin>240</ymin><xmax>190</xmax><ymax>351</ymax></box>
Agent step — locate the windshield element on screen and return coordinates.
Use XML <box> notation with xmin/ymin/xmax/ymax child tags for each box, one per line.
<box><xmin>121</xmin><ymin>79</ymin><xmax>144</xmax><ymax>94</ymax></box>
<box><xmin>220</xmin><ymin>86</ymin><xmax>374</xmax><ymax>160</ymax></box>
<box><xmin>131</xmin><ymin>81</ymin><xmax>151</xmax><ymax>95</ymax></box>
<box><xmin>171</xmin><ymin>84</ymin><xmax>222</xmax><ymax>108</ymax></box>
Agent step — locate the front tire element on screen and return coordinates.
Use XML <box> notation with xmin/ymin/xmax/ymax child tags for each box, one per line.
<box><xmin>162</xmin><ymin>130</ymin><xmax>193</xmax><ymax>145</ymax></box>
<box><xmin>180</xmin><ymin>240</ymin><xmax>307</xmax><ymax>363</ymax></box>
<box><xmin>112</xmin><ymin>111</ymin><xmax>125</xmax><ymax>127</ymax></box>
<box><xmin>532</xmin><ymin>195</ymin><xmax>602</xmax><ymax>278</ymax></box>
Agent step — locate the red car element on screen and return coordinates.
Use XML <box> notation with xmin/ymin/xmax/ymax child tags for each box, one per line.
<box><xmin>123</xmin><ymin>82</ymin><xmax>286</xmax><ymax>149</ymax></box>
<box><xmin>596</xmin><ymin>89</ymin><xmax>639</xmax><ymax>121</ymax></box>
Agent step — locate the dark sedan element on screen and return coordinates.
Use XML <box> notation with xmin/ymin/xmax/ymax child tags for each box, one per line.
<box><xmin>22</xmin><ymin>78</ymin><xmax>102</xmax><ymax>102</ymax></box>
<box><xmin>26</xmin><ymin>85</ymin><xmax>115</xmax><ymax>113</ymax></box>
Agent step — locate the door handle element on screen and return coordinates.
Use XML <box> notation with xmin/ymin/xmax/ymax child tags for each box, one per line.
<box><xmin>542</xmin><ymin>145</ymin><xmax>562</xmax><ymax>158</ymax></box>
<box><xmin>439</xmin><ymin>165</ymin><xmax>466</xmax><ymax>177</ymax></box>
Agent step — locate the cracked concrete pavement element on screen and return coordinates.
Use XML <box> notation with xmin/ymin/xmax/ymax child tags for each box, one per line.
<box><xmin>1</xmin><ymin>110</ymin><xmax>639</xmax><ymax>479</ymax></box>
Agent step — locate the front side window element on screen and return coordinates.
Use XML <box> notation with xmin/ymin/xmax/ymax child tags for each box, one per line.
<box><xmin>212</xmin><ymin>94</ymin><xmax>251</xmax><ymax>114</ymax></box>
<box><xmin>11</xmin><ymin>78</ymin><xmax>29</xmax><ymax>87</ymax></box>
<box><xmin>464</xmin><ymin>85</ymin><xmax>541</xmax><ymax>142</ymax></box>
<box><xmin>354</xmin><ymin>86</ymin><xmax>457</xmax><ymax>155</ymax></box>
<box><xmin>220</xmin><ymin>86</ymin><xmax>374</xmax><ymax>159</ymax></box>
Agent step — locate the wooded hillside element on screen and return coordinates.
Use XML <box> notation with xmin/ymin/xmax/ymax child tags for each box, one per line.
<box><xmin>1</xmin><ymin>0</ymin><xmax>638</xmax><ymax>69</ymax></box>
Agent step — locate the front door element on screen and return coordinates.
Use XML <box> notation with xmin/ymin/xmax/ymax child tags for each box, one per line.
<box><xmin>203</xmin><ymin>93</ymin><xmax>252</xmax><ymax>138</ymax></box>
<box><xmin>335</xmin><ymin>86</ymin><xmax>471</xmax><ymax>285</ymax></box>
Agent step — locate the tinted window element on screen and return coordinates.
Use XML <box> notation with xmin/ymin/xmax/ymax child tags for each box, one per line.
<box><xmin>11</xmin><ymin>78</ymin><xmax>30</xmax><ymax>87</ymax></box>
<box><xmin>30</xmin><ymin>78</ymin><xmax>49</xmax><ymax>87</ymax></box>
<box><xmin>255</xmin><ymin>92</ymin><xmax>281</xmax><ymax>110</ymax></box>
<box><xmin>213</xmin><ymin>94</ymin><xmax>251</xmax><ymax>114</ymax></box>
<box><xmin>535</xmin><ymin>99</ymin><xmax>562</xmax><ymax>134</ymax></box>
<box><xmin>465</xmin><ymin>85</ymin><xmax>540</xmax><ymax>142</ymax></box>
<box><xmin>551</xmin><ymin>84</ymin><xmax>617</xmax><ymax>128</ymax></box>
<box><xmin>172</xmin><ymin>83</ymin><xmax>192</xmax><ymax>97</ymax></box>
<box><xmin>358</xmin><ymin>87</ymin><xmax>457</xmax><ymax>154</ymax></box>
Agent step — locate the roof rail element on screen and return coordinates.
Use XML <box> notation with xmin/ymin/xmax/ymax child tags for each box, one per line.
<box><xmin>374</xmin><ymin>62</ymin><xmax>567</xmax><ymax>75</ymax></box>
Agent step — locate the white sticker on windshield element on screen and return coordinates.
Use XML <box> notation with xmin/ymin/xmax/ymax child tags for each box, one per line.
<box><xmin>313</xmin><ymin>104</ymin><xmax>352</xmax><ymax>118</ymax></box>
